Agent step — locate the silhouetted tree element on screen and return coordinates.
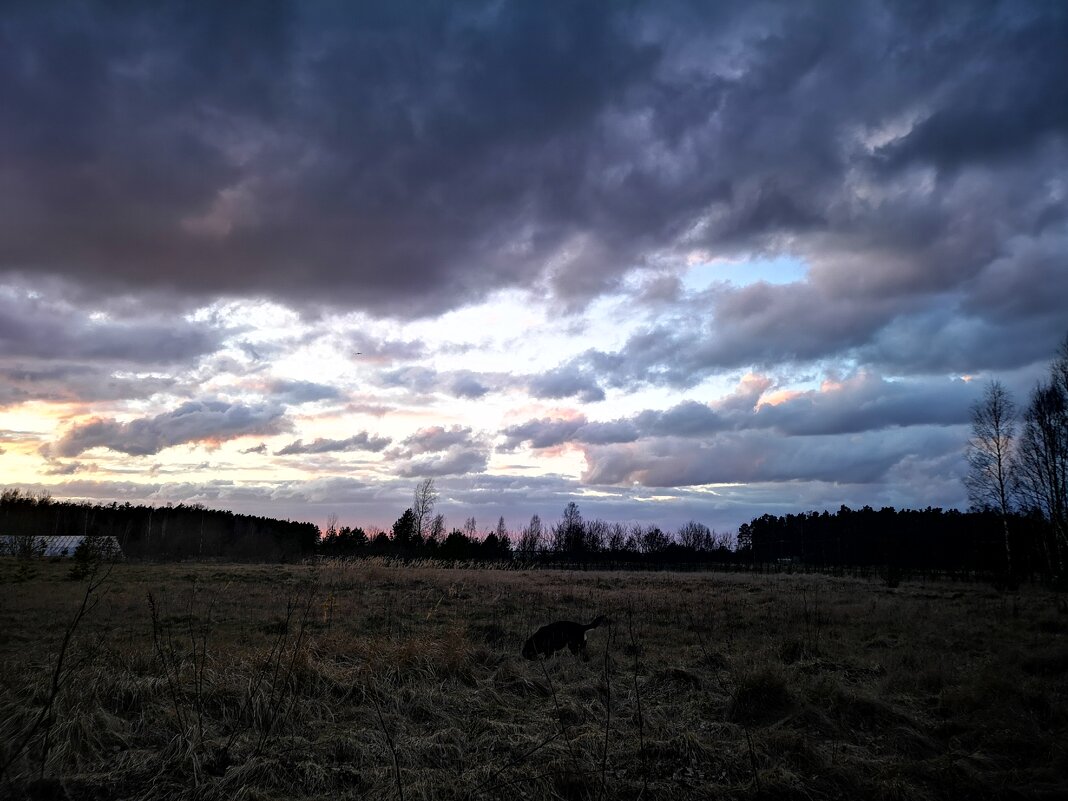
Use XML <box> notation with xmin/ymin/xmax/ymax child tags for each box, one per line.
<box><xmin>391</xmin><ymin>509</ymin><xmax>418</xmax><ymax>550</ymax></box>
<box><xmin>678</xmin><ymin>520</ymin><xmax>714</xmax><ymax>551</ymax></box>
<box><xmin>586</xmin><ymin>519</ymin><xmax>609</xmax><ymax>552</ymax></box>
<box><xmin>441</xmin><ymin>529</ymin><xmax>472</xmax><ymax>560</ymax></box>
<box><xmin>552</xmin><ymin>501</ymin><xmax>586</xmax><ymax>553</ymax></box>
<box><xmin>493</xmin><ymin>516</ymin><xmax>511</xmax><ymax>553</ymax></box>
<box><xmin>639</xmin><ymin>525</ymin><xmax>671</xmax><ymax>554</ymax></box>
<box><xmin>412</xmin><ymin>478</ymin><xmax>437</xmax><ymax>540</ymax></box>
<box><xmin>607</xmin><ymin>522</ymin><xmax>628</xmax><ymax>554</ymax></box>
<box><xmin>1016</xmin><ymin>378</ymin><xmax>1068</xmax><ymax>577</ymax></box>
<box><xmin>516</xmin><ymin>514</ymin><xmax>543</xmax><ymax>558</ymax></box>
<box><xmin>965</xmin><ymin>380</ymin><xmax>1017</xmax><ymax>574</ymax></box>
<box><xmin>428</xmin><ymin>513</ymin><xmax>446</xmax><ymax>546</ymax></box>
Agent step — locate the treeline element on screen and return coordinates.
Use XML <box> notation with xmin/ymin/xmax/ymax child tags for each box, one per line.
<box><xmin>321</xmin><ymin>491</ymin><xmax>736</xmax><ymax>566</ymax></box>
<box><xmin>0</xmin><ymin>488</ymin><xmax>319</xmax><ymax>561</ymax></box>
<box><xmin>1</xmin><ymin>485</ymin><xmax>1059</xmax><ymax>582</ymax></box>
<box><xmin>737</xmin><ymin>506</ymin><xmax>1050</xmax><ymax>577</ymax></box>
<box><xmin>325</xmin><ymin>497</ymin><xmax>1052</xmax><ymax>579</ymax></box>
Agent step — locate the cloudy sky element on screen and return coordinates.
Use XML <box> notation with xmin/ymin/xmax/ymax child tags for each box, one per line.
<box><xmin>2</xmin><ymin>1</ymin><xmax>1066</xmax><ymax>534</ymax></box>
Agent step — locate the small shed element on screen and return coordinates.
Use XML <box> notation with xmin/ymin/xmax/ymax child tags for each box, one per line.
<box><xmin>0</xmin><ymin>534</ymin><xmax>123</xmax><ymax>559</ymax></box>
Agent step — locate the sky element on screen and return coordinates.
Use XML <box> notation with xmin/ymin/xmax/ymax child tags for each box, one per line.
<box><xmin>2</xmin><ymin>0</ymin><xmax>1067</xmax><ymax>535</ymax></box>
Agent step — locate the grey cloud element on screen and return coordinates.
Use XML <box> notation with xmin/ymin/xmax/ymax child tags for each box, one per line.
<box><xmin>635</xmin><ymin>401</ymin><xmax>725</xmax><ymax>437</ymax></box>
<box><xmin>394</xmin><ymin>447</ymin><xmax>489</xmax><ymax>479</ymax></box>
<box><xmin>449</xmin><ymin>372</ymin><xmax>490</xmax><ymax>399</ymax></box>
<box><xmin>503</xmin><ymin>373</ymin><xmax>973</xmax><ymax>455</ymax></box>
<box><xmin>272</xmin><ymin>477</ymin><xmax>379</xmax><ymax>505</ymax></box>
<box><xmin>392</xmin><ymin>425</ymin><xmax>477</xmax><ymax>457</ymax></box>
<box><xmin>499</xmin><ymin>415</ymin><xmax>649</xmax><ymax>451</ymax></box>
<box><xmin>571</xmin><ymin>237</ymin><xmax>1066</xmax><ymax>385</ymax></box>
<box><xmin>571</xmin><ymin>280</ymin><xmax>901</xmax><ymax>390</ymax></box>
<box><xmin>573</xmin><ymin>419</ymin><xmax>641</xmax><ymax>445</ymax></box>
<box><xmin>0</xmin><ymin>364</ymin><xmax>178</xmax><ymax>407</ymax></box>
<box><xmin>376</xmin><ymin>366</ymin><xmax>510</xmax><ymax>399</ymax></box>
<box><xmin>349</xmin><ymin>333</ymin><xmax>427</xmax><ymax>363</ymax></box>
<box><xmin>49</xmin><ymin>400</ymin><xmax>289</xmax><ymax>457</ymax></box>
<box><xmin>0</xmin><ymin>288</ymin><xmax>226</xmax><ymax>364</ymax></box>
<box><xmin>0</xmin><ymin>429</ymin><xmax>43</xmax><ymax>445</ymax></box>
<box><xmin>390</xmin><ymin>425</ymin><xmax>490</xmax><ymax>477</ymax></box>
<box><xmin>741</xmin><ymin>374</ymin><xmax>976</xmax><ymax>436</ymax></box>
<box><xmin>268</xmin><ymin>379</ymin><xmax>343</xmax><ymax>404</ymax></box>
<box><xmin>275</xmin><ymin>432</ymin><xmax>391</xmax><ymax>455</ymax></box>
<box><xmin>581</xmin><ymin>426</ymin><xmax>964</xmax><ymax>488</ymax></box>
<box><xmin>240</xmin><ymin>443</ymin><xmax>268</xmax><ymax>454</ymax></box>
<box><xmin>501</xmin><ymin>400</ymin><xmax>723</xmax><ymax>451</ymax></box>
<box><xmin>528</xmin><ymin>366</ymin><xmax>605</xmax><ymax>403</ymax></box>
<box><xmin>378</xmin><ymin>367</ymin><xmax>441</xmax><ymax>395</ymax></box>
<box><xmin>499</xmin><ymin>417</ymin><xmax>587</xmax><ymax>451</ymax></box>
<box><xmin>44</xmin><ymin>461</ymin><xmax>93</xmax><ymax>476</ymax></box>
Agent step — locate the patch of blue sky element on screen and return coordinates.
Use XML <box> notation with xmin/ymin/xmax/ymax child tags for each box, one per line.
<box><xmin>683</xmin><ymin>253</ymin><xmax>808</xmax><ymax>293</ymax></box>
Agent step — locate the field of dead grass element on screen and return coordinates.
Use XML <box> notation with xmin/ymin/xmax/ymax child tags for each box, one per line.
<box><xmin>1</xmin><ymin>557</ymin><xmax>1066</xmax><ymax>800</ymax></box>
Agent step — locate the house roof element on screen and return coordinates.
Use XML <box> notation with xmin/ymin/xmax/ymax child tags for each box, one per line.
<box><xmin>0</xmin><ymin>534</ymin><xmax>123</xmax><ymax>558</ymax></box>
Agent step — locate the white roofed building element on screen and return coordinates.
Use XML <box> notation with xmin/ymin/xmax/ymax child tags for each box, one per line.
<box><xmin>0</xmin><ymin>534</ymin><xmax>123</xmax><ymax>559</ymax></box>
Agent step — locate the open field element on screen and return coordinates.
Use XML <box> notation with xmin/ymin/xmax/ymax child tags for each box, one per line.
<box><xmin>1</xmin><ymin>559</ymin><xmax>1066</xmax><ymax>800</ymax></box>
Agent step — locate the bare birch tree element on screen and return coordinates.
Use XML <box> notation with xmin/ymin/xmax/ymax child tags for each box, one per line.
<box><xmin>964</xmin><ymin>380</ymin><xmax>1017</xmax><ymax>573</ymax></box>
<box><xmin>412</xmin><ymin>478</ymin><xmax>438</xmax><ymax>539</ymax></box>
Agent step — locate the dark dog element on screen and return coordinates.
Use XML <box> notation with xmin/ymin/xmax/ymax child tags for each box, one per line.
<box><xmin>522</xmin><ymin>615</ymin><xmax>609</xmax><ymax>661</ymax></box>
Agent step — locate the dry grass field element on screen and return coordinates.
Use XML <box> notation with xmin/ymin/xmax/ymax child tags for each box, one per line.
<box><xmin>1</xmin><ymin>558</ymin><xmax>1066</xmax><ymax>800</ymax></box>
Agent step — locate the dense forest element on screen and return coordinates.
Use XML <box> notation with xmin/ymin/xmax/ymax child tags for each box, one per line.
<box><xmin>737</xmin><ymin>506</ymin><xmax>1050</xmax><ymax>579</ymax></box>
<box><xmin>0</xmin><ymin>488</ymin><xmax>318</xmax><ymax>561</ymax></box>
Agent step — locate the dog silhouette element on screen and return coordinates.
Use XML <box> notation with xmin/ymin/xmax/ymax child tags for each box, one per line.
<box><xmin>522</xmin><ymin>615</ymin><xmax>608</xmax><ymax>661</ymax></box>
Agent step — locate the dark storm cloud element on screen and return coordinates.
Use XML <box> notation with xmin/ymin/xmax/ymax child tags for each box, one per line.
<box><xmin>275</xmin><ymin>432</ymin><xmax>391</xmax><ymax>455</ymax></box>
<box><xmin>5</xmin><ymin>0</ymin><xmax>1062</xmax><ymax>329</ymax></box>
<box><xmin>0</xmin><ymin>1</ymin><xmax>658</xmax><ymax>314</ymax></box>
<box><xmin>48</xmin><ymin>400</ymin><xmax>289</xmax><ymax>457</ymax></box>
